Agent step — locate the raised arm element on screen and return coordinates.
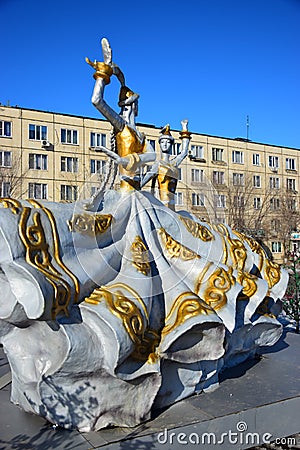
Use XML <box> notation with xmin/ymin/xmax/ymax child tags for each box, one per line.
<box><xmin>90</xmin><ymin>76</ymin><xmax>124</xmax><ymax>132</ymax></box>
<box><xmin>173</xmin><ymin>120</ymin><xmax>192</xmax><ymax>167</ymax></box>
<box><xmin>86</xmin><ymin>38</ymin><xmax>125</xmax><ymax>132</ymax></box>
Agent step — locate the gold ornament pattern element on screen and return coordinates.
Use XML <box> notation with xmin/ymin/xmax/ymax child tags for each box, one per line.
<box><xmin>232</xmin><ymin>230</ymin><xmax>265</xmax><ymax>273</ymax></box>
<box><xmin>162</xmin><ymin>292</ymin><xmax>213</xmax><ymax>336</ymax></box>
<box><xmin>214</xmin><ymin>223</ymin><xmax>247</xmax><ymax>271</ymax></box>
<box><xmin>180</xmin><ymin>216</ymin><xmax>214</xmax><ymax>242</ymax></box>
<box><xmin>236</xmin><ymin>270</ymin><xmax>258</xmax><ymax>298</ymax></box>
<box><xmin>158</xmin><ymin>228</ymin><xmax>200</xmax><ymax>260</ymax></box>
<box><xmin>68</xmin><ymin>213</ymin><xmax>113</xmax><ymax>236</ymax></box>
<box><xmin>1</xmin><ymin>198</ymin><xmax>80</xmax><ymax>319</ymax></box>
<box><xmin>212</xmin><ymin>223</ymin><xmax>229</xmax><ymax>264</ymax></box>
<box><xmin>84</xmin><ymin>283</ymin><xmax>160</xmax><ymax>363</ymax></box>
<box><xmin>131</xmin><ymin>236</ymin><xmax>151</xmax><ymax>276</ymax></box>
<box><xmin>264</xmin><ymin>259</ymin><xmax>281</xmax><ymax>289</ymax></box>
<box><xmin>0</xmin><ymin>198</ymin><xmax>22</xmax><ymax>215</ymax></box>
<box><xmin>196</xmin><ymin>264</ymin><xmax>234</xmax><ymax>311</ymax></box>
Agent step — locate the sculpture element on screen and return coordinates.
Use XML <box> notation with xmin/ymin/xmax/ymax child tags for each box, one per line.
<box><xmin>0</xmin><ymin>38</ymin><xmax>288</xmax><ymax>432</ymax></box>
<box><xmin>141</xmin><ymin>122</ymin><xmax>191</xmax><ymax>210</ymax></box>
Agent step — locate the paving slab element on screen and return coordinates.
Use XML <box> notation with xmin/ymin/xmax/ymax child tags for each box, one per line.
<box><xmin>0</xmin><ymin>329</ymin><xmax>299</xmax><ymax>449</ymax></box>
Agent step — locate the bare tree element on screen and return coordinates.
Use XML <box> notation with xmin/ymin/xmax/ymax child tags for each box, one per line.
<box><xmin>0</xmin><ymin>151</ymin><xmax>29</xmax><ymax>199</ymax></box>
<box><xmin>268</xmin><ymin>189</ymin><xmax>300</xmax><ymax>258</ymax></box>
<box><xmin>213</xmin><ymin>174</ymin><xmax>276</xmax><ymax>238</ymax></box>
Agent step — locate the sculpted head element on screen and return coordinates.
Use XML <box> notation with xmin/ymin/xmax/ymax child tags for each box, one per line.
<box><xmin>118</xmin><ymin>86</ymin><xmax>139</xmax><ymax>122</ymax></box>
<box><xmin>159</xmin><ymin>125</ymin><xmax>174</xmax><ymax>154</ymax></box>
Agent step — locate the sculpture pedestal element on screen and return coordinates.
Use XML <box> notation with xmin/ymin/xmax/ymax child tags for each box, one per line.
<box><xmin>0</xmin><ymin>327</ymin><xmax>299</xmax><ymax>449</ymax></box>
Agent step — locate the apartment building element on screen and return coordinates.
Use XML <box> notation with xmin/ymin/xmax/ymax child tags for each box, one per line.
<box><xmin>1</xmin><ymin>104</ymin><xmax>299</xmax><ymax>263</ymax></box>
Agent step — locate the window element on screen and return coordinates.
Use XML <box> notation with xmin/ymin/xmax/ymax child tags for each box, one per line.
<box><xmin>270</xmin><ymin>198</ymin><xmax>280</xmax><ymax>210</ymax></box>
<box><xmin>192</xmin><ymin>193</ymin><xmax>205</xmax><ymax>207</ymax></box>
<box><xmin>171</xmin><ymin>142</ymin><xmax>181</xmax><ymax>156</ymax></box>
<box><xmin>29</xmin><ymin>154</ymin><xmax>48</xmax><ymax>170</ymax></box>
<box><xmin>232</xmin><ymin>150</ymin><xmax>244</xmax><ymax>164</ymax></box>
<box><xmin>178</xmin><ymin>167</ymin><xmax>182</xmax><ymax>181</ymax></box>
<box><xmin>90</xmin><ymin>132</ymin><xmax>106</xmax><ymax>148</ymax></box>
<box><xmin>29</xmin><ymin>124</ymin><xmax>47</xmax><ymax>141</ymax></box>
<box><xmin>0</xmin><ymin>151</ymin><xmax>12</xmax><ymax>167</ymax></box>
<box><xmin>254</xmin><ymin>197</ymin><xmax>261</xmax><ymax>209</ymax></box>
<box><xmin>269</xmin><ymin>177</ymin><xmax>280</xmax><ymax>189</ymax></box>
<box><xmin>252</xmin><ymin>153</ymin><xmax>260</xmax><ymax>166</ymax></box>
<box><xmin>268</xmin><ymin>156</ymin><xmax>279</xmax><ymax>169</ymax></box>
<box><xmin>191</xmin><ymin>169</ymin><xmax>204</xmax><ymax>183</ymax></box>
<box><xmin>212</xmin><ymin>147</ymin><xmax>224</xmax><ymax>162</ymax></box>
<box><xmin>233</xmin><ymin>196</ymin><xmax>244</xmax><ymax>208</ymax></box>
<box><xmin>271</xmin><ymin>219</ymin><xmax>280</xmax><ymax>232</ymax></box>
<box><xmin>0</xmin><ymin>182</ymin><xmax>11</xmax><ymax>197</ymax></box>
<box><xmin>61</xmin><ymin>156</ymin><xmax>78</xmax><ymax>173</ymax></box>
<box><xmin>286</xmin><ymin>178</ymin><xmax>296</xmax><ymax>191</ymax></box>
<box><xmin>174</xmin><ymin>192</ymin><xmax>183</xmax><ymax>206</ymax></box>
<box><xmin>233</xmin><ymin>173</ymin><xmax>244</xmax><ymax>186</ymax></box>
<box><xmin>271</xmin><ymin>242</ymin><xmax>282</xmax><ymax>253</ymax></box>
<box><xmin>214</xmin><ymin>194</ymin><xmax>226</xmax><ymax>208</ymax></box>
<box><xmin>28</xmin><ymin>183</ymin><xmax>47</xmax><ymax>199</ymax></box>
<box><xmin>253</xmin><ymin>175</ymin><xmax>261</xmax><ymax>188</ymax></box>
<box><xmin>190</xmin><ymin>145</ymin><xmax>204</xmax><ymax>159</ymax></box>
<box><xmin>61</xmin><ymin>128</ymin><xmax>78</xmax><ymax>145</ymax></box>
<box><xmin>91</xmin><ymin>186</ymin><xmax>97</xmax><ymax>196</ymax></box>
<box><xmin>147</xmin><ymin>139</ymin><xmax>156</xmax><ymax>151</ymax></box>
<box><xmin>0</xmin><ymin>121</ymin><xmax>12</xmax><ymax>137</ymax></box>
<box><xmin>286</xmin><ymin>158</ymin><xmax>296</xmax><ymax>171</ymax></box>
<box><xmin>90</xmin><ymin>159</ymin><xmax>106</xmax><ymax>175</ymax></box>
<box><xmin>212</xmin><ymin>171</ymin><xmax>225</xmax><ymax>185</ymax></box>
<box><xmin>287</xmin><ymin>198</ymin><xmax>297</xmax><ymax>210</ymax></box>
<box><xmin>61</xmin><ymin>185</ymin><xmax>78</xmax><ymax>201</ymax></box>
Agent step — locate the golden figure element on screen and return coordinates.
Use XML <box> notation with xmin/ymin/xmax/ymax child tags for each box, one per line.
<box><xmin>141</xmin><ymin>122</ymin><xmax>191</xmax><ymax>210</ymax></box>
<box><xmin>85</xmin><ymin>38</ymin><xmax>155</xmax><ymax>206</ymax></box>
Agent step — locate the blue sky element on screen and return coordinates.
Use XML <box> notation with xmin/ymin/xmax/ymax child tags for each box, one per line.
<box><xmin>1</xmin><ymin>0</ymin><xmax>300</xmax><ymax>148</ymax></box>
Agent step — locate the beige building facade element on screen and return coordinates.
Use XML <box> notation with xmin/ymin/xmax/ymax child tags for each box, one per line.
<box><xmin>1</xmin><ymin>105</ymin><xmax>299</xmax><ymax>263</ymax></box>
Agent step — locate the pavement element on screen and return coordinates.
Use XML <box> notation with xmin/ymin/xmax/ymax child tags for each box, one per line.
<box><xmin>0</xmin><ymin>325</ymin><xmax>300</xmax><ymax>450</ymax></box>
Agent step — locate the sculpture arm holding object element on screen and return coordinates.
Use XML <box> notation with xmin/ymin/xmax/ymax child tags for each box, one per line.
<box><xmin>87</xmin><ymin>59</ymin><xmax>125</xmax><ymax>133</ymax></box>
<box><xmin>172</xmin><ymin>119</ymin><xmax>192</xmax><ymax>167</ymax></box>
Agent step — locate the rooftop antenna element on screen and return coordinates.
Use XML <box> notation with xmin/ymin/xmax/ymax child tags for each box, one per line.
<box><xmin>246</xmin><ymin>115</ymin><xmax>250</xmax><ymax>140</ymax></box>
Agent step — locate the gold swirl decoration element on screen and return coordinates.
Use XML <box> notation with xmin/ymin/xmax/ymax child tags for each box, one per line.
<box><xmin>131</xmin><ymin>236</ymin><xmax>151</xmax><ymax>276</ymax></box>
<box><xmin>1</xmin><ymin>198</ymin><xmax>80</xmax><ymax>319</ymax></box>
<box><xmin>212</xmin><ymin>223</ymin><xmax>228</xmax><ymax>264</ymax></box>
<box><xmin>196</xmin><ymin>265</ymin><xmax>234</xmax><ymax>311</ymax></box>
<box><xmin>180</xmin><ymin>216</ymin><xmax>214</xmax><ymax>242</ymax></box>
<box><xmin>0</xmin><ymin>198</ymin><xmax>22</xmax><ymax>215</ymax></box>
<box><xmin>233</xmin><ymin>230</ymin><xmax>265</xmax><ymax>273</ymax></box>
<box><xmin>158</xmin><ymin>228</ymin><xmax>200</xmax><ymax>260</ymax></box>
<box><xmin>214</xmin><ymin>223</ymin><xmax>247</xmax><ymax>272</ymax></box>
<box><xmin>68</xmin><ymin>213</ymin><xmax>113</xmax><ymax>236</ymax></box>
<box><xmin>232</xmin><ymin>231</ymin><xmax>282</xmax><ymax>290</ymax></box>
<box><xmin>84</xmin><ymin>283</ymin><xmax>160</xmax><ymax>363</ymax></box>
<box><xmin>264</xmin><ymin>259</ymin><xmax>281</xmax><ymax>289</ymax></box>
<box><xmin>162</xmin><ymin>292</ymin><xmax>213</xmax><ymax>336</ymax></box>
<box><xmin>236</xmin><ymin>270</ymin><xmax>258</xmax><ymax>298</ymax></box>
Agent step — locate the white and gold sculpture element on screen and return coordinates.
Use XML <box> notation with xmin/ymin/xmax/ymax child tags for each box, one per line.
<box><xmin>0</xmin><ymin>38</ymin><xmax>288</xmax><ymax>432</ymax></box>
